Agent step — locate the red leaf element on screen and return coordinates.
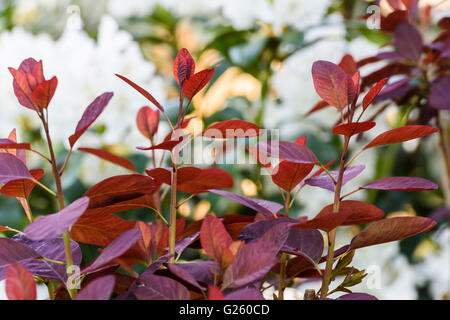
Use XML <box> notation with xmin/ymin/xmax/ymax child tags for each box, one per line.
<box><xmin>145</xmin><ymin>166</ymin><xmax>201</xmax><ymax>186</ymax></box>
<box><xmin>136</xmin><ymin>106</ymin><xmax>159</xmax><ymax>139</ymax></box>
<box><xmin>137</xmin><ymin>136</ymin><xmax>184</xmax><ymax>151</ymax></box>
<box><xmin>69</xmin><ymin>92</ymin><xmax>114</xmax><ymax>148</ymax></box>
<box><xmin>362</xmin><ymin>78</ymin><xmax>388</xmax><ymax>110</ymax></box>
<box><xmin>317</xmin><ymin>200</ymin><xmax>385</xmax><ymax>225</ymax></box>
<box><xmin>363</xmin><ymin>125</ymin><xmax>438</xmax><ymax>150</ymax></box>
<box><xmin>272</xmin><ymin>162</ymin><xmax>314</xmax><ymax>192</ymax></box>
<box><xmin>5</xmin><ymin>262</ymin><xmax>36</xmax><ymax>300</ymax></box>
<box><xmin>332</xmin><ymin>121</ymin><xmax>376</xmax><ymax>137</ymax></box>
<box><xmin>173</xmin><ymin>48</ymin><xmax>195</xmax><ymax>86</ymax></box>
<box><xmin>0</xmin><ymin>139</ymin><xmax>31</xmax><ymax>150</ymax></box>
<box><xmin>312</xmin><ymin>61</ymin><xmax>349</xmax><ymax>110</ymax></box>
<box><xmin>349</xmin><ymin>216</ymin><xmax>436</xmax><ymax>250</ymax></box>
<box><xmin>203</xmin><ymin>120</ymin><xmax>261</xmax><ymax>138</ymax></box>
<box><xmin>71</xmin><ymin>214</ymin><xmax>135</xmax><ymax>247</ymax></box>
<box><xmin>0</xmin><ymin>168</ymin><xmax>44</xmax><ymax>198</ymax></box>
<box><xmin>9</xmin><ymin>68</ymin><xmax>36</xmax><ymax>110</ymax></box>
<box><xmin>31</xmin><ymin>76</ymin><xmax>57</xmax><ymax>109</ymax></box>
<box><xmin>116</xmin><ymin>74</ymin><xmax>164</xmax><ymax>112</ymax></box>
<box><xmin>83</xmin><ymin>174</ymin><xmax>156</xmax><ymax>209</ymax></box>
<box><xmin>208</xmin><ymin>285</ymin><xmax>224</xmax><ymax>300</ymax></box>
<box><xmin>293</xmin><ymin>210</ymin><xmax>353</xmax><ymax>232</ymax></box>
<box><xmin>305</xmin><ymin>100</ymin><xmax>329</xmax><ymax>116</ymax></box>
<box><xmin>183</xmin><ymin>69</ymin><xmax>214</xmax><ymax>100</ymax></box>
<box><xmin>78</xmin><ymin>147</ymin><xmax>136</xmax><ymax>172</ymax></box>
<box><xmin>200</xmin><ymin>214</ymin><xmax>233</xmax><ymax>265</ymax></box>
<box><xmin>177</xmin><ymin>168</ymin><xmax>234</xmax><ymax>193</ymax></box>
<box><xmin>338</xmin><ymin>54</ymin><xmax>358</xmax><ymax>75</ymax></box>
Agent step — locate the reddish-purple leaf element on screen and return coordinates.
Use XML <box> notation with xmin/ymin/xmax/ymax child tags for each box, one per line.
<box><xmin>133</xmin><ymin>274</ymin><xmax>190</xmax><ymax>300</ymax></box>
<box><xmin>332</xmin><ymin>122</ymin><xmax>376</xmax><ymax>137</ymax></box>
<box><xmin>31</xmin><ymin>76</ymin><xmax>57</xmax><ymax>109</ymax></box>
<box><xmin>69</xmin><ymin>92</ymin><xmax>114</xmax><ymax>147</ymax></box>
<box><xmin>136</xmin><ymin>106</ymin><xmax>160</xmax><ymax>139</ymax></box>
<box><xmin>312</xmin><ymin>60</ymin><xmax>349</xmax><ymax>110</ymax></box>
<box><xmin>78</xmin><ymin>147</ymin><xmax>136</xmax><ymax>172</ymax></box>
<box><xmin>225</xmin><ymin>288</ymin><xmax>264</xmax><ymax>300</ymax></box>
<box><xmin>429</xmin><ymin>75</ymin><xmax>450</xmax><ymax>110</ymax></box>
<box><xmin>183</xmin><ymin>69</ymin><xmax>214</xmax><ymax>100</ymax></box>
<box><xmin>305</xmin><ymin>165</ymin><xmax>365</xmax><ymax>192</ymax></box>
<box><xmin>74</xmin><ymin>275</ymin><xmax>115</xmax><ymax>300</ymax></box>
<box><xmin>200</xmin><ymin>214</ymin><xmax>233</xmax><ymax>264</ymax></box>
<box><xmin>5</xmin><ymin>263</ymin><xmax>36</xmax><ymax>300</ymax></box>
<box><xmin>203</xmin><ymin>120</ymin><xmax>262</xmax><ymax>138</ymax></box>
<box><xmin>349</xmin><ymin>216</ymin><xmax>436</xmax><ymax>250</ymax></box>
<box><xmin>363</xmin><ymin>125</ymin><xmax>438</xmax><ymax>150</ymax></box>
<box><xmin>0</xmin><ymin>153</ymin><xmax>33</xmax><ymax>184</ymax></box>
<box><xmin>177</xmin><ymin>168</ymin><xmax>234</xmax><ymax>193</ymax></box>
<box><xmin>272</xmin><ymin>161</ymin><xmax>314</xmax><ymax>192</ymax></box>
<box><xmin>0</xmin><ymin>238</ymin><xmax>40</xmax><ymax>268</ymax></box>
<box><xmin>394</xmin><ymin>23</ymin><xmax>423</xmax><ymax>61</ymax></box>
<box><xmin>137</xmin><ymin>137</ymin><xmax>184</xmax><ymax>151</ymax></box>
<box><xmin>1</xmin><ymin>234</ymin><xmax>82</xmax><ymax>283</ymax></box>
<box><xmin>337</xmin><ymin>293</ymin><xmax>378</xmax><ymax>300</ymax></box>
<box><xmin>116</xmin><ymin>74</ymin><xmax>164</xmax><ymax>112</ymax></box>
<box><xmin>83</xmin><ymin>229</ymin><xmax>142</xmax><ymax>274</ymax></box>
<box><xmin>361</xmin><ymin>176</ymin><xmax>438</xmax><ymax>191</ymax></box>
<box><xmin>174</xmin><ymin>48</ymin><xmax>195</xmax><ymax>86</ymax></box>
<box><xmin>145</xmin><ymin>167</ymin><xmax>201</xmax><ymax>186</ymax></box>
<box><xmin>348</xmin><ymin>71</ymin><xmax>360</xmax><ymax>105</ymax></box>
<box><xmin>209</xmin><ymin>189</ymin><xmax>283</xmax><ymax>217</ymax></box>
<box><xmin>0</xmin><ymin>168</ymin><xmax>44</xmax><ymax>198</ymax></box>
<box><xmin>317</xmin><ymin>200</ymin><xmax>384</xmax><ymax>225</ymax></box>
<box><xmin>362</xmin><ymin>78</ymin><xmax>389</xmax><ymax>110</ymax></box>
<box><xmin>24</xmin><ymin>197</ymin><xmax>90</xmax><ymax>241</ymax></box>
<box><xmin>222</xmin><ymin>239</ymin><xmax>279</xmax><ymax>289</ymax></box>
<box><xmin>167</xmin><ymin>263</ymin><xmax>205</xmax><ymax>291</ymax></box>
<box><xmin>256</xmin><ymin>141</ymin><xmax>318</xmax><ymax>164</ymax></box>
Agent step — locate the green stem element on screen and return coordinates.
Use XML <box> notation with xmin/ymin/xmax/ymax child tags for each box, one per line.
<box><xmin>168</xmin><ymin>152</ymin><xmax>178</xmax><ymax>263</ymax></box>
<box><xmin>320</xmin><ymin>135</ymin><xmax>350</xmax><ymax>298</ymax></box>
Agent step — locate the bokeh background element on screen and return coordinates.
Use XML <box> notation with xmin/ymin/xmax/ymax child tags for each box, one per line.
<box><xmin>0</xmin><ymin>0</ymin><xmax>448</xmax><ymax>300</ymax></box>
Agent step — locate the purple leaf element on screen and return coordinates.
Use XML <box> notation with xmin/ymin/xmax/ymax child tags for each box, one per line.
<box><xmin>375</xmin><ymin>51</ymin><xmax>405</xmax><ymax>61</ymax></box>
<box><xmin>133</xmin><ymin>274</ymin><xmax>190</xmax><ymax>300</ymax></box>
<box><xmin>82</xmin><ymin>229</ymin><xmax>142</xmax><ymax>274</ymax></box>
<box><xmin>0</xmin><ymin>238</ymin><xmax>40</xmax><ymax>268</ymax></box>
<box><xmin>209</xmin><ymin>189</ymin><xmax>283</xmax><ymax>217</ymax></box>
<box><xmin>74</xmin><ymin>275</ymin><xmax>115</xmax><ymax>300</ymax></box>
<box><xmin>222</xmin><ymin>239</ymin><xmax>279</xmax><ymax>289</ymax></box>
<box><xmin>225</xmin><ymin>288</ymin><xmax>264</xmax><ymax>300</ymax></box>
<box><xmin>429</xmin><ymin>75</ymin><xmax>450</xmax><ymax>110</ymax></box>
<box><xmin>24</xmin><ymin>197</ymin><xmax>89</xmax><ymax>241</ymax></box>
<box><xmin>373</xmin><ymin>77</ymin><xmax>414</xmax><ymax>103</ymax></box>
<box><xmin>429</xmin><ymin>207</ymin><xmax>450</xmax><ymax>222</ymax></box>
<box><xmin>0</xmin><ymin>153</ymin><xmax>33</xmax><ymax>184</ymax></box>
<box><xmin>257</xmin><ymin>222</ymin><xmax>290</xmax><ymax>252</ymax></box>
<box><xmin>305</xmin><ymin>165</ymin><xmax>365</xmax><ymax>191</ymax></box>
<box><xmin>239</xmin><ymin>218</ymin><xmax>297</xmax><ymax>243</ymax></box>
<box><xmin>167</xmin><ymin>263</ymin><xmax>206</xmax><ymax>291</ymax></box>
<box><xmin>255</xmin><ymin>141</ymin><xmax>318</xmax><ymax>164</ymax></box>
<box><xmin>336</xmin><ymin>293</ymin><xmax>378</xmax><ymax>300</ymax></box>
<box><xmin>174</xmin><ymin>232</ymin><xmax>199</xmax><ymax>254</ymax></box>
<box><xmin>0</xmin><ymin>234</ymin><xmax>82</xmax><ymax>283</ymax></box>
<box><xmin>69</xmin><ymin>92</ymin><xmax>114</xmax><ymax>147</ymax></box>
<box><xmin>361</xmin><ymin>176</ymin><xmax>438</xmax><ymax>191</ymax></box>
<box><xmin>283</xmin><ymin>228</ymin><xmax>324</xmax><ymax>265</ymax></box>
<box><xmin>394</xmin><ymin>23</ymin><xmax>423</xmax><ymax>61</ymax></box>
<box><xmin>164</xmin><ymin>261</ymin><xmax>219</xmax><ymax>285</ymax></box>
